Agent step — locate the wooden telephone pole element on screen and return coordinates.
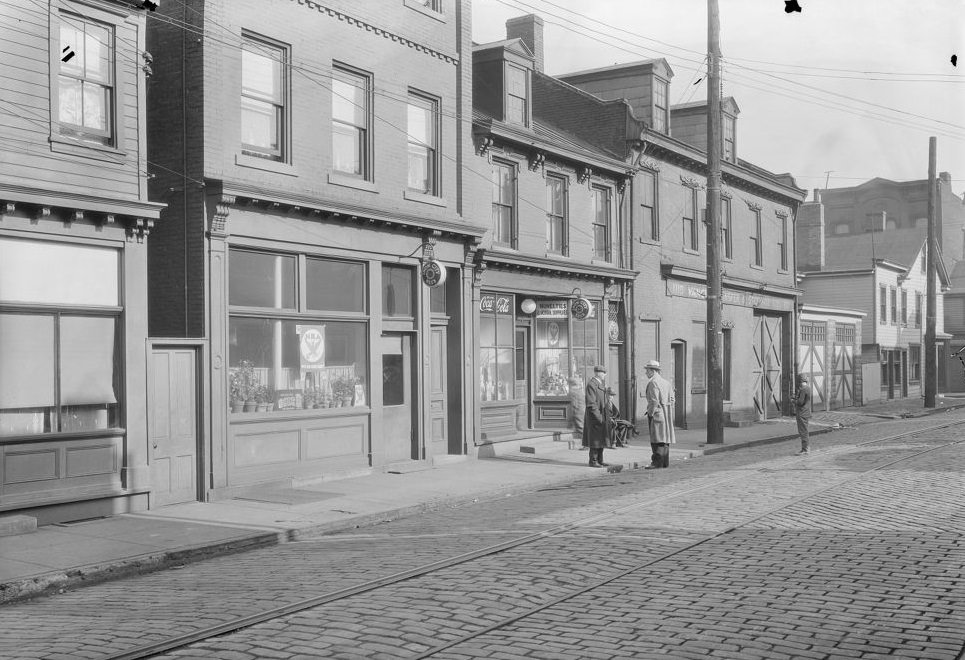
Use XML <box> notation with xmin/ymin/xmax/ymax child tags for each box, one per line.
<box><xmin>706</xmin><ymin>0</ymin><xmax>724</xmax><ymax>443</ymax></box>
<box><xmin>924</xmin><ymin>137</ymin><xmax>937</xmax><ymax>408</ymax></box>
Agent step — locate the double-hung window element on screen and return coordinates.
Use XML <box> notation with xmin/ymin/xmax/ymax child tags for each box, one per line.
<box><xmin>721</xmin><ymin>197</ymin><xmax>733</xmax><ymax>259</ymax></box>
<box><xmin>592</xmin><ymin>185</ymin><xmax>611</xmax><ymax>261</ymax></box>
<box><xmin>241</xmin><ymin>35</ymin><xmax>286</xmax><ymax>160</ymax></box>
<box><xmin>879</xmin><ymin>285</ymin><xmax>887</xmax><ymax>324</ymax></box>
<box><xmin>778</xmin><ymin>213</ymin><xmax>788</xmax><ymax>271</ymax></box>
<box><xmin>915</xmin><ymin>292</ymin><xmax>923</xmax><ymax>326</ymax></box>
<box><xmin>640</xmin><ymin>170</ymin><xmax>658</xmax><ymax>242</ymax></box>
<box><xmin>332</xmin><ymin>65</ymin><xmax>371</xmax><ymax>178</ymax></box>
<box><xmin>0</xmin><ymin>238</ymin><xmax>122</xmax><ymax>436</ymax></box>
<box><xmin>890</xmin><ymin>287</ymin><xmax>897</xmax><ymax>325</ymax></box>
<box><xmin>546</xmin><ymin>174</ymin><xmax>567</xmax><ymax>255</ymax></box>
<box><xmin>723</xmin><ymin>116</ymin><xmax>735</xmax><ymax>162</ymax></box>
<box><xmin>750</xmin><ymin>208</ymin><xmax>763</xmax><ymax>266</ymax></box>
<box><xmin>901</xmin><ymin>290</ymin><xmax>908</xmax><ymax>326</ymax></box>
<box><xmin>506</xmin><ymin>64</ymin><xmax>528</xmax><ymax>126</ymax></box>
<box><xmin>653</xmin><ymin>79</ymin><xmax>669</xmax><ymax>133</ymax></box>
<box><xmin>58</xmin><ymin>13</ymin><xmax>114</xmax><ymax>145</ymax></box>
<box><xmin>407</xmin><ymin>92</ymin><xmax>439</xmax><ymax>195</ymax></box>
<box><xmin>492</xmin><ymin>160</ymin><xmax>516</xmax><ymax>247</ymax></box>
<box><xmin>683</xmin><ymin>187</ymin><xmax>698</xmax><ymax>252</ymax></box>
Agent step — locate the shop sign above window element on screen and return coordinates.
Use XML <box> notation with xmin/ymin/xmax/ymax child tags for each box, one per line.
<box><xmin>536</xmin><ymin>301</ymin><xmax>568</xmax><ymax>318</ymax></box>
<box><xmin>480</xmin><ymin>294</ymin><xmax>513</xmax><ymax>314</ymax></box>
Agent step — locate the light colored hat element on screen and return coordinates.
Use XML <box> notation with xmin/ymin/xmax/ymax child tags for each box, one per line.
<box><xmin>645</xmin><ymin>360</ymin><xmax>661</xmax><ymax>370</ymax></box>
<box><xmin>593</xmin><ymin>365</ymin><xmax>607</xmax><ymax>373</ymax></box>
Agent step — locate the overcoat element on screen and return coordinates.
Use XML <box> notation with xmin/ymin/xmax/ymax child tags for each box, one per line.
<box><xmin>646</xmin><ymin>372</ymin><xmax>676</xmax><ymax>445</ymax></box>
<box><xmin>583</xmin><ymin>376</ymin><xmax>609</xmax><ymax>449</ymax></box>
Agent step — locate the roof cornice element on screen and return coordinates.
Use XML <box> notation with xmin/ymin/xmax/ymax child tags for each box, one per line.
<box><xmin>484</xmin><ymin>249</ymin><xmax>637</xmax><ymax>281</ymax></box>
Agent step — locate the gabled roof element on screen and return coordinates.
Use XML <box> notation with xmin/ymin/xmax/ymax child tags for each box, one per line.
<box><xmin>472</xmin><ymin>37</ymin><xmax>534</xmax><ymax>59</ymax></box>
<box><xmin>824</xmin><ymin>227</ymin><xmax>925</xmax><ymax>270</ymax></box>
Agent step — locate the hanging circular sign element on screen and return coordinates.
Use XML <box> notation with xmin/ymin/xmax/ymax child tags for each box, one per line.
<box><xmin>571</xmin><ymin>297</ymin><xmax>591</xmax><ymax>321</ymax></box>
<box><xmin>421</xmin><ymin>260</ymin><xmax>447</xmax><ymax>287</ymax></box>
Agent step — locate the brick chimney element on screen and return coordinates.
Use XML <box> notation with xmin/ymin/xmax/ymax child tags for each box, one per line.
<box><xmin>797</xmin><ymin>196</ymin><xmax>825</xmax><ymax>271</ymax></box>
<box><xmin>506</xmin><ymin>14</ymin><xmax>544</xmax><ymax>73</ymax></box>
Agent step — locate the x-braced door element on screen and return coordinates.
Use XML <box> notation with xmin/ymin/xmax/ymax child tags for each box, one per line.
<box><xmin>798</xmin><ymin>321</ymin><xmax>827</xmax><ymax>411</ymax></box>
<box><xmin>753</xmin><ymin>314</ymin><xmax>784</xmax><ymax>420</ymax></box>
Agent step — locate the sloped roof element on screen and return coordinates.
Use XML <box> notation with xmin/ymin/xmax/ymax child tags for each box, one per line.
<box><xmin>472</xmin><ymin>37</ymin><xmax>534</xmax><ymax>59</ymax></box>
<box><xmin>823</xmin><ymin>227</ymin><xmax>925</xmax><ymax>270</ymax></box>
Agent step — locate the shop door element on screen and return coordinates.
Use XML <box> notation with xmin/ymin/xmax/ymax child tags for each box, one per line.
<box><xmin>515</xmin><ymin>327</ymin><xmax>530</xmax><ymax>429</ymax></box>
<box><xmin>752</xmin><ymin>314</ymin><xmax>784</xmax><ymax>419</ymax></box>
<box><xmin>148</xmin><ymin>346</ymin><xmax>199</xmax><ymax>507</ymax></box>
<box><xmin>382</xmin><ymin>333</ymin><xmax>417</xmax><ymax>462</ymax></box>
<box><xmin>429</xmin><ymin>326</ymin><xmax>448</xmax><ymax>457</ymax></box>
<box><xmin>671</xmin><ymin>341</ymin><xmax>686</xmax><ymax>428</ymax></box>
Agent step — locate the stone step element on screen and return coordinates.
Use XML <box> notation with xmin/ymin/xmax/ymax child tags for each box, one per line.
<box><xmin>0</xmin><ymin>515</ymin><xmax>37</xmax><ymax>537</ymax></box>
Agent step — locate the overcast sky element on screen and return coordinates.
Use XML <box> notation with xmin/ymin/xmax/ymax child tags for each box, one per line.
<box><xmin>471</xmin><ymin>0</ymin><xmax>965</xmax><ymax>196</ymax></box>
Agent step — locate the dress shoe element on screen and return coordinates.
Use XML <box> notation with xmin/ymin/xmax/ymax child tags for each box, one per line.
<box><xmin>589</xmin><ymin>461</ymin><xmax>601</xmax><ymax>467</ymax></box>
<box><xmin>644</xmin><ymin>464</ymin><xmax>659</xmax><ymax>470</ymax></box>
<box><xmin>598</xmin><ymin>462</ymin><xmax>610</xmax><ymax>467</ymax></box>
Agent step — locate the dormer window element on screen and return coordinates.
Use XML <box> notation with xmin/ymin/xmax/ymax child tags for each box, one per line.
<box><xmin>723</xmin><ymin>115</ymin><xmax>735</xmax><ymax>162</ymax></box>
<box><xmin>506</xmin><ymin>63</ymin><xmax>529</xmax><ymax>126</ymax></box>
<box><xmin>653</xmin><ymin>79</ymin><xmax>669</xmax><ymax>133</ymax></box>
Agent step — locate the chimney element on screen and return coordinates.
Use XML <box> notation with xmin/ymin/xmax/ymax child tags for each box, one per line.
<box><xmin>939</xmin><ymin>171</ymin><xmax>951</xmax><ymax>185</ymax></box>
<box><xmin>812</xmin><ymin>188</ymin><xmax>821</xmax><ymax>203</ymax></box>
<box><xmin>506</xmin><ymin>14</ymin><xmax>544</xmax><ymax>73</ymax></box>
<box><xmin>797</xmin><ymin>196</ymin><xmax>826</xmax><ymax>271</ymax></box>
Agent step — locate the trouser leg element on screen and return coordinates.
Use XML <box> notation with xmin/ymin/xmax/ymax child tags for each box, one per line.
<box><xmin>650</xmin><ymin>443</ymin><xmax>660</xmax><ymax>465</ymax></box>
<box><xmin>654</xmin><ymin>443</ymin><xmax>669</xmax><ymax>467</ymax></box>
<box><xmin>797</xmin><ymin>416</ymin><xmax>809</xmax><ymax>451</ymax></box>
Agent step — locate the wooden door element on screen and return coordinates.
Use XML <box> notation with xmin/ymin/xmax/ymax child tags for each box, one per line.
<box><xmin>382</xmin><ymin>333</ymin><xmax>416</xmax><ymax>462</ymax></box>
<box><xmin>753</xmin><ymin>314</ymin><xmax>784</xmax><ymax>420</ymax></box>
<box><xmin>149</xmin><ymin>347</ymin><xmax>198</xmax><ymax>506</ymax></box>
<box><xmin>798</xmin><ymin>321</ymin><xmax>827</xmax><ymax>412</ymax></box>
<box><xmin>429</xmin><ymin>326</ymin><xmax>448</xmax><ymax>456</ymax></box>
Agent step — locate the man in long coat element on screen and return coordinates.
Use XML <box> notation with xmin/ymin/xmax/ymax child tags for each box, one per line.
<box><xmin>644</xmin><ymin>359</ymin><xmax>675</xmax><ymax>468</ymax></box>
<box><xmin>584</xmin><ymin>365</ymin><xmax>610</xmax><ymax>467</ymax></box>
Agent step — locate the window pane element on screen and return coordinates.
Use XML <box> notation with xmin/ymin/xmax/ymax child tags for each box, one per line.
<box><xmin>84</xmin><ymin>24</ymin><xmax>110</xmax><ymax>82</ymax></box>
<box><xmin>640</xmin><ymin>171</ymin><xmax>655</xmax><ymax>205</ymax></box>
<box><xmin>408</xmin><ymin>144</ymin><xmax>430</xmax><ymax>192</ymax></box>
<box><xmin>229</xmin><ymin>250</ymin><xmax>296</xmax><ymax>309</ymax></box>
<box><xmin>306</xmin><ymin>258</ymin><xmax>365</xmax><ymax>313</ymax></box>
<box><xmin>241</xmin><ymin>97</ymin><xmax>278</xmax><ymax>151</ymax></box>
<box><xmin>536</xmin><ymin>317</ymin><xmax>568</xmax><ymax>348</ymax></box>
<box><xmin>594</xmin><ymin>224</ymin><xmax>608</xmax><ymax>258</ymax></box>
<box><xmin>242</xmin><ymin>47</ymin><xmax>281</xmax><ymax>102</ymax></box>
<box><xmin>480</xmin><ymin>314</ymin><xmax>496</xmax><ymax>347</ymax></box>
<box><xmin>407</xmin><ymin>101</ymin><xmax>430</xmax><ymax>145</ymax></box>
<box><xmin>60</xmin><ymin>316</ymin><xmax>118</xmax><ymax>431</ymax></box>
<box><xmin>58</xmin><ymin>76</ymin><xmax>83</xmax><ymax>126</ymax></box>
<box><xmin>535</xmin><ymin>349</ymin><xmax>569</xmax><ymax>396</ymax></box>
<box><xmin>60</xmin><ymin>21</ymin><xmax>84</xmax><ymax>76</ymax></box>
<box><xmin>332</xmin><ymin>73</ymin><xmax>366</xmax><ymax>125</ymax></box>
<box><xmin>496</xmin><ymin>348</ymin><xmax>515</xmax><ymax>400</ymax></box>
<box><xmin>430</xmin><ymin>283</ymin><xmax>446</xmax><ymax>314</ymax></box>
<box><xmin>82</xmin><ymin>81</ymin><xmax>108</xmax><ymax>131</ymax></box>
<box><xmin>382</xmin><ymin>265</ymin><xmax>413</xmax><ymax>317</ymax></box>
<box><xmin>480</xmin><ymin>348</ymin><xmax>497</xmax><ymax>401</ymax></box>
<box><xmin>0</xmin><ymin>314</ymin><xmax>55</xmax><ymax>436</ymax></box>
<box><xmin>332</xmin><ymin>123</ymin><xmax>362</xmax><ymax>175</ymax></box>
<box><xmin>506</xmin><ymin>95</ymin><xmax>525</xmax><ymax>124</ymax></box>
<box><xmin>496</xmin><ymin>314</ymin><xmax>513</xmax><ymax>345</ymax></box>
<box><xmin>230</xmin><ymin>318</ymin><xmax>367</xmax><ymax>410</ymax></box>
<box><xmin>382</xmin><ymin>353</ymin><xmax>405</xmax><ymax>406</ymax></box>
<box><xmin>0</xmin><ymin>238</ymin><xmax>118</xmax><ymax>305</ymax></box>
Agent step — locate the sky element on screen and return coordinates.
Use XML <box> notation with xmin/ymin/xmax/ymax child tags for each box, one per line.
<box><xmin>471</xmin><ymin>0</ymin><xmax>965</xmax><ymax>197</ymax></box>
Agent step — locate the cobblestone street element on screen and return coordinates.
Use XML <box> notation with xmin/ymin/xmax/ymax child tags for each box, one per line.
<box><xmin>1</xmin><ymin>413</ymin><xmax>963</xmax><ymax>660</ymax></box>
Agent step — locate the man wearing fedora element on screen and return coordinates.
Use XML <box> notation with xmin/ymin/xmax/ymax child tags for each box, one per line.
<box><xmin>644</xmin><ymin>359</ymin><xmax>675</xmax><ymax>468</ymax></box>
<box><xmin>584</xmin><ymin>365</ymin><xmax>610</xmax><ymax>467</ymax></box>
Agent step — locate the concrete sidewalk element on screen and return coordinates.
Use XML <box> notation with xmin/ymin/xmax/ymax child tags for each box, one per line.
<box><xmin>1</xmin><ymin>395</ymin><xmax>962</xmax><ymax>604</ymax></box>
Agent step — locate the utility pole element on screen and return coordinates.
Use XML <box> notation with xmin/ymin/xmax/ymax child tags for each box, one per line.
<box><xmin>705</xmin><ymin>0</ymin><xmax>724</xmax><ymax>443</ymax></box>
<box><xmin>924</xmin><ymin>137</ymin><xmax>937</xmax><ymax>407</ymax></box>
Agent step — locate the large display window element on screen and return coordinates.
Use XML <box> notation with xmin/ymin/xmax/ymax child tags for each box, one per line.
<box><xmin>0</xmin><ymin>238</ymin><xmax>121</xmax><ymax>436</ymax></box>
<box><xmin>479</xmin><ymin>293</ymin><xmax>514</xmax><ymax>402</ymax></box>
<box><xmin>534</xmin><ymin>300</ymin><xmax>599</xmax><ymax>397</ymax></box>
<box><xmin>228</xmin><ymin>249</ymin><xmax>369</xmax><ymax>413</ymax></box>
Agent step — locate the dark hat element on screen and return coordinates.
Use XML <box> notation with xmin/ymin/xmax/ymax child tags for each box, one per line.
<box><xmin>593</xmin><ymin>365</ymin><xmax>607</xmax><ymax>373</ymax></box>
<box><xmin>796</xmin><ymin>373</ymin><xmax>808</xmax><ymax>382</ymax></box>
<box><xmin>605</xmin><ymin>387</ymin><xmax>616</xmax><ymax>396</ymax></box>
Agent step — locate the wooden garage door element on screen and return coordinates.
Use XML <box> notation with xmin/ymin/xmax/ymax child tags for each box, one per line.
<box><xmin>752</xmin><ymin>314</ymin><xmax>784</xmax><ymax>420</ymax></box>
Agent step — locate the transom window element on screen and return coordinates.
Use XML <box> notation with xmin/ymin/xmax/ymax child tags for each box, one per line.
<box><xmin>407</xmin><ymin>92</ymin><xmax>439</xmax><ymax>195</ymax></box>
<box><xmin>58</xmin><ymin>13</ymin><xmax>113</xmax><ymax>145</ymax></box>
<box><xmin>241</xmin><ymin>35</ymin><xmax>286</xmax><ymax>160</ymax></box>
<box><xmin>492</xmin><ymin>160</ymin><xmax>516</xmax><ymax>247</ymax></box>
<box><xmin>546</xmin><ymin>174</ymin><xmax>568</xmax><ymax>255</ymax></box>
<box><xmin>332</xmin><ymin>65</ymin><xmax>371</xmax><ymax>178</ymax></box>
<box><xmin>592</xmin><ymin>185</ymin><xmax>612</xmax><ymax>261</ymax></box>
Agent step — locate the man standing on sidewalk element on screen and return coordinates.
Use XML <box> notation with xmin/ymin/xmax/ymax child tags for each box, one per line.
<box><xmin>644</xmin><ymin>360</ymin><xmax>675</xmax><ymax>468</ymax></box>
<box><xmin>584</xmin><ymin>366</ymin><xmax>610</xmax><ymax>467</ymax></box>
<box><xmin>795</xmin><ymin>374</ymin><xmax>812</xmax><ymax>455</ymax></box>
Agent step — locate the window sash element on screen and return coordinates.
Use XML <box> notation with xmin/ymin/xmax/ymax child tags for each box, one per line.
<box><xmin>332</xmin><ymin>67</ymin><xmax>369</xmax><ymax>176</ymax></box>
<box><xmin>751</xmin><ymin>210</ymin><xmax>763</xmax><ymax>266</ymax></box>
<box><xmin>492</xmin><ymin>162</ymin><xmax>516</xmax><ymax>246</ymax></box>
<box><xmin>242</xmin><ymin>37</ymin><xmax>286</xmax><ymax>159</ymax></box>
<box><xmin>721</xmin><ymin>198</ymin><xmax>732</xmax><ymax>258</ymax></box>
<box><xmin>546</xmin><ymin>175</ymin><xmax>567</xmax><ymax>254</ymax></box>
<box><xmin>640</xmin><ymin>171</ymin><xmax>658</xmax><ymax>241</ymax></box>
<box><xmin>683</xmin><ymin>188</ymin><xmax>698</xmax><ymax>251</ymax></box>
<box><xmin>506</xmin><ymin>64</ymin><xmax>527</xmax><ymax>125</ymax></box>
<box><xmin>407</xmin><ymin>95</ymin><xmax>438</xmax><ymax>194</ymax></box>
<box><xmin>880</xmin><ymin>286</ymin><xmax>887</xmax><ymax>323</ymax></box>
<box><xmin>58</xmin><ymin>14</ymin><xmax>114</xmax><ymax>144</ymax></box>
<box><xmin>592</xmin><ymin>186</ymin><xmax>611</xmax><ymax>261</ymax></box>
<box><xmin>778</xmin><ymin>215</ymin><xmax>788</xmax><ymax>270</ymax></box>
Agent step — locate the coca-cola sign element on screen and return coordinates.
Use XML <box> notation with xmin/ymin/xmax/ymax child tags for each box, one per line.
<box><xmin>480</xmin><ymin>294</ymin><xmax>513</xmax><ymax>315</ymax></box>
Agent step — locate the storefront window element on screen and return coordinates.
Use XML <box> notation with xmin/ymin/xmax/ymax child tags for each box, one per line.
<box><xmin>0</xmin><ymin>238</ymin><xmax>121</xmax><ymax>437</ymax></box>
<box><xmin>571</xmin><ymin>302</ymin><xmax>599</xmax><ymax>389</ymax></box>
<box><xmin>229</xmin><ymin>250</ymin><xmax>295</xmax><ymax>309</ymax></box>
<box><xmin>228</xmin><ymin>249</ymin><xmax>369</xmax><ymax>413</ymax></box>
<box><xmin>382</xmin><ymin>265</ymin><xmax>413</xmax><ymax>317</ymax></box>
<box><xmin>480</xmin><ymin>293</ymin><xmax>514</xmax><ymax>401</ymax></box>
<box><xmin>535</xmin><ymin>301</ymin><xmax>570</xmax><ymax>396</ymax></box>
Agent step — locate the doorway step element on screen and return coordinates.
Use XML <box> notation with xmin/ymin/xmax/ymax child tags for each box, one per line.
<box><xmin>724</xmin><ymin>410</ymin><xmax>758</xmax><ymax>428</ymax></box>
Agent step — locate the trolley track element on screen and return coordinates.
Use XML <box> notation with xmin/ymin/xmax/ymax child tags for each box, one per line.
<box><xmin>95</xmin><ymin>417</ymin><xmax>963</xmax><ymax>660</ymax></box>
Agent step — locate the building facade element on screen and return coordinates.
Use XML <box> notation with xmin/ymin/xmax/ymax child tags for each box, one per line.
<box><xmin>0</xmin><ymin>0</ymin><xmax>163</xmax><ymax>522</ymax></box>
<box><xmin>147</xmin><ymin>0</ymin><xmax>485</xmax><ymax>502</ymax></box>
<box><xmin>471</xmin><ymin>17</ymin><xmax>636</xmax><ymax>444</ymax></box>
<box><xmin>559</xmin><ymin>61</ymin><xmax>807</xmax><ymax>428</ymax></box>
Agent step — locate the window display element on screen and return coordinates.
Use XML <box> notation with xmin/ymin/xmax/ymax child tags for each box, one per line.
<box><xmin>535</xmin><ymin>301</ymin><xmax>569</xmax><ymax>396</ymax></box>
<box><xmin>479</xmin><ymin>293</ymin><xmax>514</xmax><ymax>401</ymax></box>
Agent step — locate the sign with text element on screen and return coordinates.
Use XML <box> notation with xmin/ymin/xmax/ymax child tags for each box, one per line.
<box><xmin>296</xmin><ymin>324</ymin><xmax>326</xmax><ymax>370</ymax></box>
<box><xmin>665</xmin><ymin>281</ymin><xmax>794</xmax><ymax>311</ymax></box>
<box><xmin>421</xmin><ymin>260</ymin><xmax>447</xmax><ymax>287</ymax></box>
<box><xmin>480</xmin><ymin>294</ymin><xmax>513</xmax><ymax>315</ymax></box>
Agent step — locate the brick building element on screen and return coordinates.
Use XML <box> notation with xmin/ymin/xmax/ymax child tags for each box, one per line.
<box><xmin>146</xmin><ymin>0</ymin><xmax>485</xmax><ymax>502</ymax></box>
<box><xmin>0</xmin><ymin>0</ymin><xmax>162</xmax><ymax>522</ymax></box>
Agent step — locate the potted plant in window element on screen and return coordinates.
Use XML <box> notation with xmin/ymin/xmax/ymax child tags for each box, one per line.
<box><xmin>302</xmin><ymin>390</ymin><xmax>315</xmax><ymax>410</ymax></box>
<box><xmin>229</xmin><ymin>370</ymin><xmax>246</xmax><ymax>413</ymax></box>
<box><xmin>333</xmin><ymin>376</ymin><xmax>358</xmax><ymax>407</ymax></box>
<box><xmin>238</xmin><ymin>360</ymin><xmax>258</xmax><ymax>412</ymax></box>
<box><xmin>254</xmin><ymin>385</ymin><xmax>274</xmax><ymax>413</ymax></box>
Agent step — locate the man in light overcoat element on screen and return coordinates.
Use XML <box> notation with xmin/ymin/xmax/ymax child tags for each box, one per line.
<box><xmin>644</xmin><ymin>359</ymin><xmax>675</xmax><ymax>468</ymax></box>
